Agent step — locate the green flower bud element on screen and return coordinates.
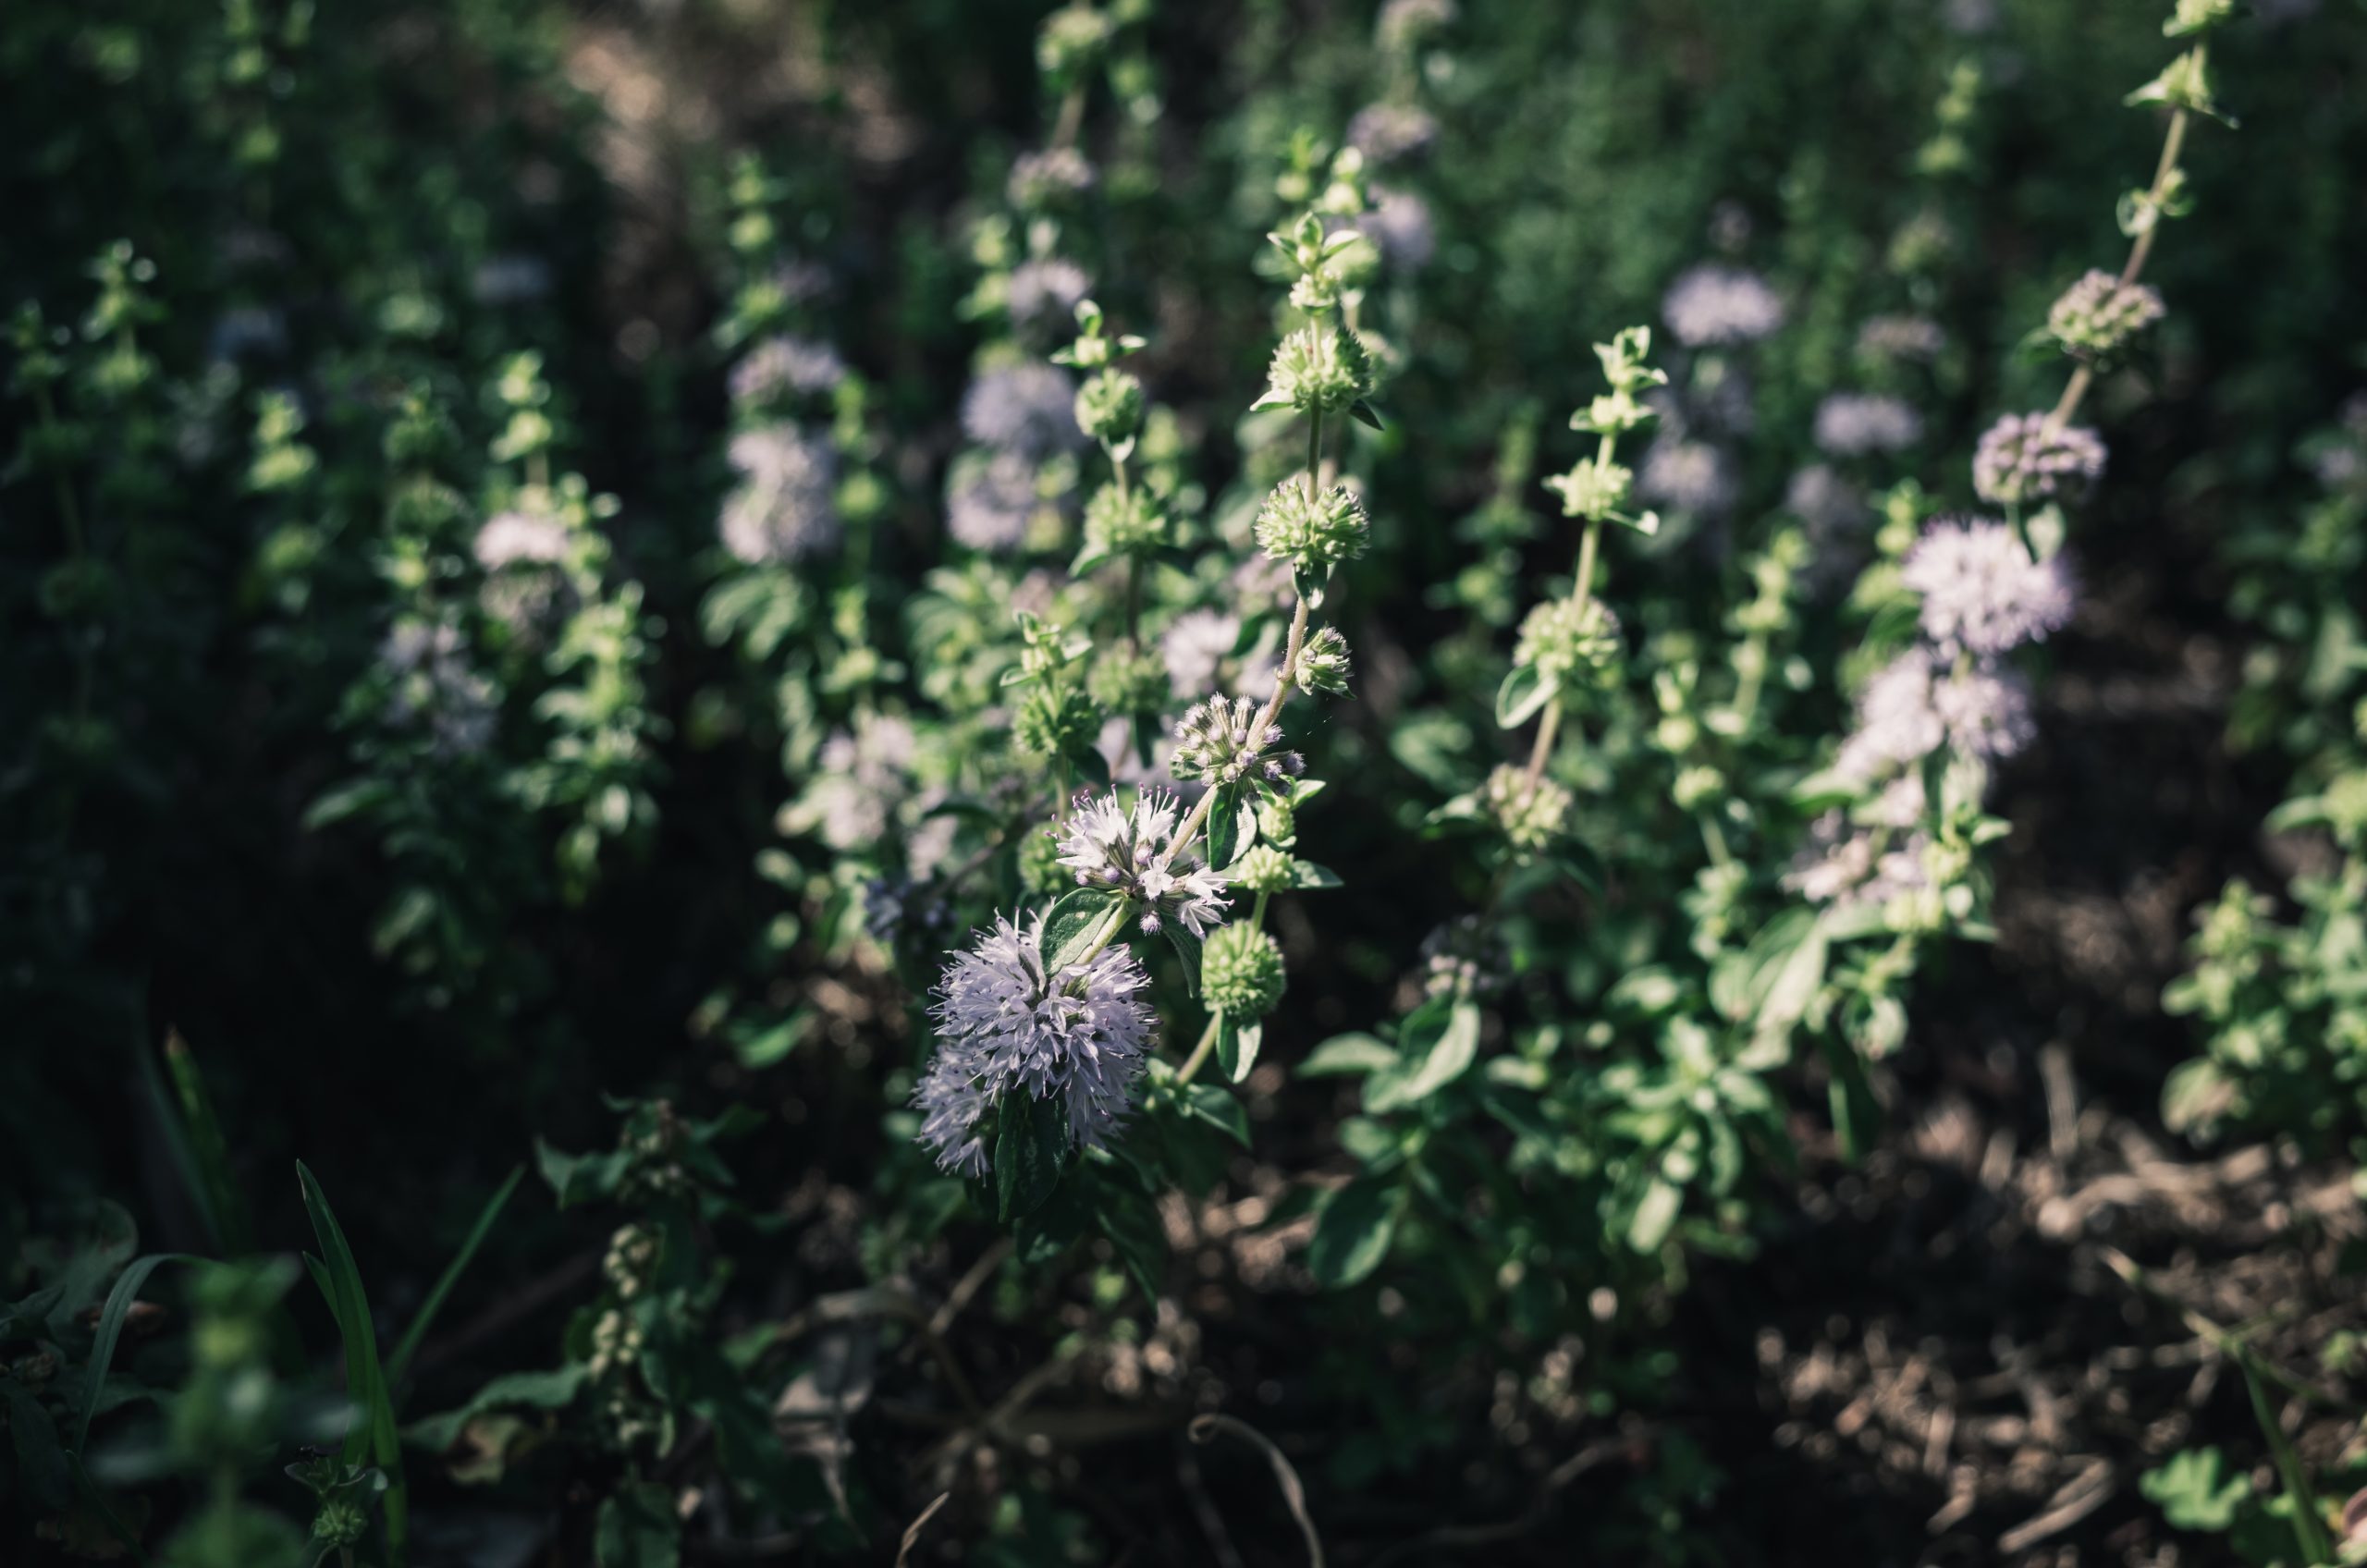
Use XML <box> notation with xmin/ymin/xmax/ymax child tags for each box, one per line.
<box><xmin>1294</xmin><ymin>626</ymin><xmax>1352</xmax><ymax>696</ymax></box>
<box><xmin>1084</xmin><ymin>482</ymin><xmax>1166</xmax><ymax>556</ymax></box>
<box><xmin>1256</xmin><ymin>791</ymin><xmax>1297</xmax><ymax>845</ymax></box>
<box><xmin>1543</xmin><ymin>455</ymin><xmax>1633</xmax><ymax>521</ymax></box>
<box><xmin>1234</xmin><ymin>844</ymin><xmax>1296</xmax><ymax>894</ymax></box>
<box><xmin>1019</xmin><ymin>824</ymin><xmax>1070</xmax><ymax>896</ymax></box>
<box><xmin>313</xmin><ymin>1498</ymin><xmax>368</xmax><ymax>1550</ymax></box>
<box><xmin>1014</xmin><ymin>685</ymin><xmax>1101</xmax><ymax>760</ymax></box>
<box><xmin>1514</xmin><ymin>597</ymin><xmax>1621</xmax><ymax>689</ymax></box>
<box><xmin>1203</xmin><ymin>923</ymin><xmax>1287</xmax><ymax>1018</ymax></box>
<box><xmin>1255</xmin><ymin>481</ymin><xmax>1370</xmax><ymax>572</ymax></box>
<box><xmin>1257</xmin><ymin>323</ymin><xmax>1373</xmax><ymax>416</ymax></box>
<box><xmin>1036</xmin><ymin>3</ymin><xmax>1114</xmax><ymax>92</ymax></box>
<box><xmin>1087</xmin><ymin>647</ymin><xmax>1171</xmax><ymax>715</ymax></box>
<box><xmin>1074</xmin><ymin>368</ymin><xmax>1145</xmax><ymax>446</ymax></box>
<box><xmin>1671</xmin><ymin>766</ymin><xmax>1723</xmax><ymax>811</ymax></box>
<box><xmin>1483</xmin><ymin>765</ymin><xmax>1571</xmax><ymax>856</ymax></box>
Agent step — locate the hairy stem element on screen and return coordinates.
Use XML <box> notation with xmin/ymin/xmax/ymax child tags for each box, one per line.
<box><xmin>2048</xmin><ymin>86</ymin><xmax>2194</xmax><ymax>434</ymax></box>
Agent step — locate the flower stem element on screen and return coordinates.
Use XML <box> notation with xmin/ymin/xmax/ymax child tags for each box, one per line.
<box><xmin>1175</xmin><ymin>1010</ymin><xmax>1223</xmax><ymax>1084</ymax></box>
<box><xmin>2048</xmin><ymin>84</ymin><xmax>2194</xmax><ymax>435</ymax></box>
<box><xmin>1522</xmin><ymin>513</ymin><xmax>1604</xmax><ymax>786</ymax></box>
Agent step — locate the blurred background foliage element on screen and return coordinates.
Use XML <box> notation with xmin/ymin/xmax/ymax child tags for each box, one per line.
<box><xmin>6</xmin><ymin>0</ymin><xmax>2367</xmax><ymax>1562</ymax></box>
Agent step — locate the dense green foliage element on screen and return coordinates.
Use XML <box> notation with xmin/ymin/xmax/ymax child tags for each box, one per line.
<box><xmin>7</xmin><ymin>0</ymin><xmax>2367</xmax><ymax>1563</ymax></box>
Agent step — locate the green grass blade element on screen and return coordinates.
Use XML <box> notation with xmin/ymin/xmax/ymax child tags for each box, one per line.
<box><xmin>386</xmin><ymin>1164</ymin><xmax>522</xmax><ymax>1393</ymax></box>
<box><xmin>2238</xmin><ymin>1352</ymin><xmax>2334</xmax><ymax>1565</ymax></box>
<box><xmin>163</xmin><ymin>1031</ymin><xmax>253</xmax><ymax>1257</ymax></box>
<box><xmin>297</xmin><ymin>1162</ymin><xmax>407</xmax><ymax>1565</ymax></box>
<box><xmin>130</xmin><ymin>1038</ymin><xmax>221</xmax><ymax>1257</ymax></box>
<box><xmin>69</xmin><ymin>1452</ymin><xmax>153</xmax><ymax>1567</ymax></box>
<box><xmin>74</xmin><ymin>1254</ymin><xmax>200</xmax><ymax>1454</ymax></box>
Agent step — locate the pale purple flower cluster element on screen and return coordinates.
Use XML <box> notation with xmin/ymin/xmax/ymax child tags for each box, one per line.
<box><xmin>1900</xmin><ymin>518</ymin><xmax>2076</xmax><ymax>655</ymax></box>
<box><xmin>961</xmin><ymin>363</ymin><xmax>1083</xmax><ymax>458</ymax></box>
<box><xmin>381</xmin><ymin>619</ymin><xmax>497</xmax><ymax>757</ymax></box>
<box><xmin>945</xmin><ymin>449</ymin><xmax>1041</xmax><ymax>553</ymax></box>
<box><xmin>1005</xmin><ymin>258</ymin><xmax>1092</xmax><ymax>337</ymax></box>
<box><xmin>1170</xmin><ymin>696</ymin><xmax>1301</xmax><ymax>787</ymax></box>
<box><xmin>1637</xmin><ymin>433</ymin><xmax>1737</xmax><ymax>516</ymax></box>
<box><xmin>1008</xmin><ymin>148</ymin><xmax>1097</xmax><ymax>210</ymax></box>
<box><xmin>1856</xmin><ymin>314</ymin><xmax>1945</xmax><ymax>363</ymax></box>
<box><xmin>1661</xmin><ymin>264</ymin><xmax>1784</xmax><ymax>349</ymax></box>
<box><xmin>1972</xmin><ymin>413</ymin><xmax>2106</xmax><ymax>508</ymax></box>
<box><xmin>1786</xmin><ymin>813</ymin><xmax>1932</xmax><ymax>910</ymax></box>
<box><xmin>721</xmin><ymin>424</ymin><xmax>840</xmax><ymax>564</ymax></box>
<box><xmin>913</xmin><ymin>914</ymin><xmax>1156</xmax><ymax>1176</ymax></box>
<box><xmin>473</xmin><ymin>508</ymin><xmax>571</xmax><ymax>571</ymax></box>
<box><xmin>730</xmin><ymin>336</ymin><xmax>847</xmax><ymax>405</ymax></box>
<box><xmin>1835</xmin><ymin>650</ymin><xmax>2033</xmax><ymax>783</ymax></box>
<box><xmin>1160</xmin><ymin>609</ymin><xmax>1240</xmax><ymax>695</ymax></box>
<box><xmin>1813</xmin><ymin>392</ymin><xmax>1922</xmax><ymax>457</ymax></box>
<box><xmin>1358</xmin><ymin>188</ymin><xmax>1436</xmax><ymax>272</ymax></box>
<box><xmin>1784</xmin><ymin>463</ymin><xmax>1869</xmax><ymax>536</ymax></box>
<box><xmin>1055</xmin><ymin>790</ymin><xmax>1231</xmax><ymax>936</ymax></box>
<box><xmin>813</xmin><ymin>714</ymin><xmax>917</xmax><ymax>850</ymax></box>
<box><xmin>1347</xmin><ymin>103</ymin><xmax>1441</xmax><ymax>163</ymax></box>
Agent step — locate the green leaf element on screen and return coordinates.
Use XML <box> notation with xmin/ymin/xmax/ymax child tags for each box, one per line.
<box><xmin>1494</xmin><ymin>663</ymin><xmax>1555</xmax><ymax>729</ymax></box>
<box><xmin>1290</xmin><ymin>861</ymin><xmax>1342</xmax><ymax>890</ymax></box>
<box><xmin>1216</xmin><ymin>1016</ymin><xmax>1263</xmax><ymax>1084</ymax></box>
<box><xmin>404</xmin><ymin>1366</ymin><xmax>587</xmax><ymax>1453</ymax></box>
<box><xmin>595</xmin><ymin>1480</ymin><xmax>681</xmax><ymax>1568</ymax></box>
<box><xmin>1181</xmin><ymin>1085</ymin><xmax>1250</xmax><ymax>1146</ymax></box>
<box><xmin>1348</xmin><ymin>398</ymin><xmax>1384</xmax><ymax>431</ymax></box>
<box><xmin>75</xmin><ymin>1254</ymin><xmax>200</xmax><ymax>1453</ymax></box>
<box><xmin>2239</xmin><ymin>1356</ymin><xmax>2333</xmax><ymax>1565</ymax></box>
<box><xmin>2140</xmin><ymin>1447</ymin><xmax>2251</xmax><ymax>1534</ymax></box>
<box><xmin>297</xmin><ymin>1163</ymin><xmax>405</xmax><ymax>1562</ymax></box>
<box><xmin>1307</xmin><ymin>1178</ymin><xmax>1399</xmax><ymax>1288</ymax></box>
<box><xmin>1040</xmin><ymin>888</ymin><xmax>1118</xmax><ymax>972</ymax></box>
<box><xmin>1093</xmin><ymin>1175</ymin><xmax>1167</xmax><ymax>1302</ymax></box>
<box><xmin>1365</xmin><ymin>1001</ymin><xmax>1481</xmax><ymax>1114</ymax></box>
<box><xmin>534</xmin><ymin>1139</ymin><xmax>630</xmax><ymax>1209</ymax></box>
<box><xmin>1817</xmin><ymin>1035</ymin><xmax>1882</xmax><ymax>1165</ymax></box>
<box><xmin>160</xmin><ymin>1033</ymin><xmax>251</xmax><ymax>1257</ymax></box>
<box><xmin>994</xmin><ymin>1095</ymin><xmax>1071</xmax><ymax>1224</ymax></box>
<box><xmin>386</xmin><ymin>1166</ymin><xmax>523</xmax><ymax>1391</ymax></box>
<box><xmin>1628</xmin><ymin>1177</ymin><xmax>1682</xmax><ymax>1252</ymax></box>
<box><xmin>1205</xmin><ymin>785</ymin><xmax>1256</xmax><ymax>871</ymax></box>
<box><xmin>1298</xmin><ymin>1034</ymin><xmax>1398</xmax><ymax>1078</ymax></box>
<box><xmin>1162</xmin><ymin>922</ymin><xmax>1204</xmax><ymax>996</ymax></box>
<box><xmin>1015</xmin><ymin>1170</ymin><xmax>1095</xmax><ymax>1266</ymax></box>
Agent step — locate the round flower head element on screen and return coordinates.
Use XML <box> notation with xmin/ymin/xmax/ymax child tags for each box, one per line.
<box><xmin>1160</xmin><ymin>609</ymin><xmax>1241</xmax><ymax>694</ymax></box>
<box><xmin>1254</xmin><ymin>481</ymin><xmax>1370</xmax><ymax>572</ymax></box>
<box><xmin>1813</xmin><ymin>392</ymin><xmax>1922</xmax><ymax>457</ymax></box>
<box><xmin>946</xmin><ymin>449</ymin><xmax>1042</xmax><ymax>553</ymax></box>
<box><xmin>1856</xmin><ymin>314</ymin><xmax>1945</xmax><ymax>362</ymax></box>
<box><xmin>1834</xmin><ymin>650</ymin><xmax>2033</xmax><ymax>781</ymax></box>
<box><xmin>473</xmin><ymin>508</ymin><xmax>571</xmax><ymax>571</ymax></box>
<box><xmin>721</xmin><ymin>423</ymin><xmax>840</xmax><ymax>563</ymax></box>
<box><xmin>1006</xmin><ymin>258</ymin><xmax>1092</xmax><ymax>339</ymax></box>
<box><xmin>1346</xmin><ymin>103</ymin><xmax>1441</xmax><ymax>164</ymax></box>
<box><xmin>1085</xmin><ymin>648</ymin><xmax>1171</xmax><ymax>717</ymax></box>
<box><xmin>1972</xmin><ymin>412</ymin><xmax>2106</xmax><ymax>508</ymax></box>
<box><xmin>2046</xmin><ymin>269</ymin><xmax>2165</xmax><ymax>361</ymax></box>
<box><xmin>1515</xmin><ymin>596</ymin><xmax>1622</xmax><ymax>689</ymax></box>
<box><xmin>1358</xmin><ymin>188</ymin><xmax>1436</xmax><ymax>272</ymax></box>
<box><xmin>1661</xmin><ymin>264</ymin><xmax>1784</xmax><ymax>348</ymax></box>
<box><xmin>1784</xmin><ymin>464</ymin><xmax>1869</xmax><ymax>536</ymax></box>
<box><xmin>1260</xmin><ymin>323</ymin><xmax>1375</xmax><ymax>416</ymax></box>
<box><xmin>1637</xmin><ymin>434</ymin><xmax>1736</xmax><ymax>516</ymax></box>
<box><xmin>1056</xmin><ymin>789</ymin><xmax>1232</xmax><ymax>936</ymax></box>
<box><xmin>1417</xmin><ymin>915</ymin><xmax>1511</xmax><ymax>1004</ymax></box>
<box><xmin>1203</xmin><ymin>924</ymin><xmax>1287</xmax><ymax>1019</ymax></box>
<box><xmin>1084</xmin><ymin>482</ymin><xmax>1164</xmax><ymax>556</ymax></box>
<box><xmin>1008</xmin><ymin>147</ymin><xmax>1097</xmax><ymax>210</ymax></box>
<box><xmin>962</xmin><ymin>363</ymin><xmax>1084</xmax><ymax>458</ymax></box>
<box><xmin>1171</xmin><ymin>696</ymin><xmax>1303</xmax><ymax>787</ymax></box>
<box><xmin>1074</xmin><ymin>369</ymin><xmax>1145</xmax><ymax>447</ymax></box>
<box><xmin>1294</xmin><ymin>626</ymin><xmax>1353</xmax><ymax>696</ymax></box>
<box><xmin>914</xmin><ymin>913</ymin><xmax>1156</xmax><ymax>1176</ymax></box>
<box><xmin>1900</xmin><ymin>517</ymin><xmax>2076</xmax><ymax>655</ymax></box>
<box><xmin>1483</xmin><ymin>765</ymin><xmax>1572</xmax><ymax>855</ymax></box>
<box><xmin>730</xmin><ymin>336</ymin><xmax>848</xmax><ymax>406</ymax></box>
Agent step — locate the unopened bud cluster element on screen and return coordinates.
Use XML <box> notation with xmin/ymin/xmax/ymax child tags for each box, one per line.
<box><xmin>1171</xmin><ymin>696</ymin><xmax>1303</xmax><ymax>786</ymax></box>
<box><xmin>1204</xmin><ymin>923</ymin><xmax>1288</xmax><ymax>1018</ymax></box>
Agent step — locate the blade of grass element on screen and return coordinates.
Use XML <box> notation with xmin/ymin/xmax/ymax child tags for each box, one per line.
<box><xmin>130</xmin><ymin>1037</ymin><xmax>221</xmax><ymax>1257</ymax></box>
<box><xmin>74</xmin><ymin>1254</ymin><xmax>201</xmax><ymax>1454</ymax></box>
<box><xmin>386</xmin><ymin>1164</ymin><xmax>522</xmax><ymax>1392</ymax></box>
<box><xmin>2239</xmin><ymin>1353</ymin><xmax>2335</xmax><ymax>1566</ymax></box>
<box><xmin>298</xmin><ymin>1163</ymin><xmax>407</xmax><ymax>1566</ymax></box>
<box><xmin>69</xmin><ymin>1452</ymin><xmax>153</xmax><ymax>1567</ymax></box>
<box><xmin>163</xmin><ymin>1030</ymin><xmax>253</xmax><ymax>1257</ymax></box>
